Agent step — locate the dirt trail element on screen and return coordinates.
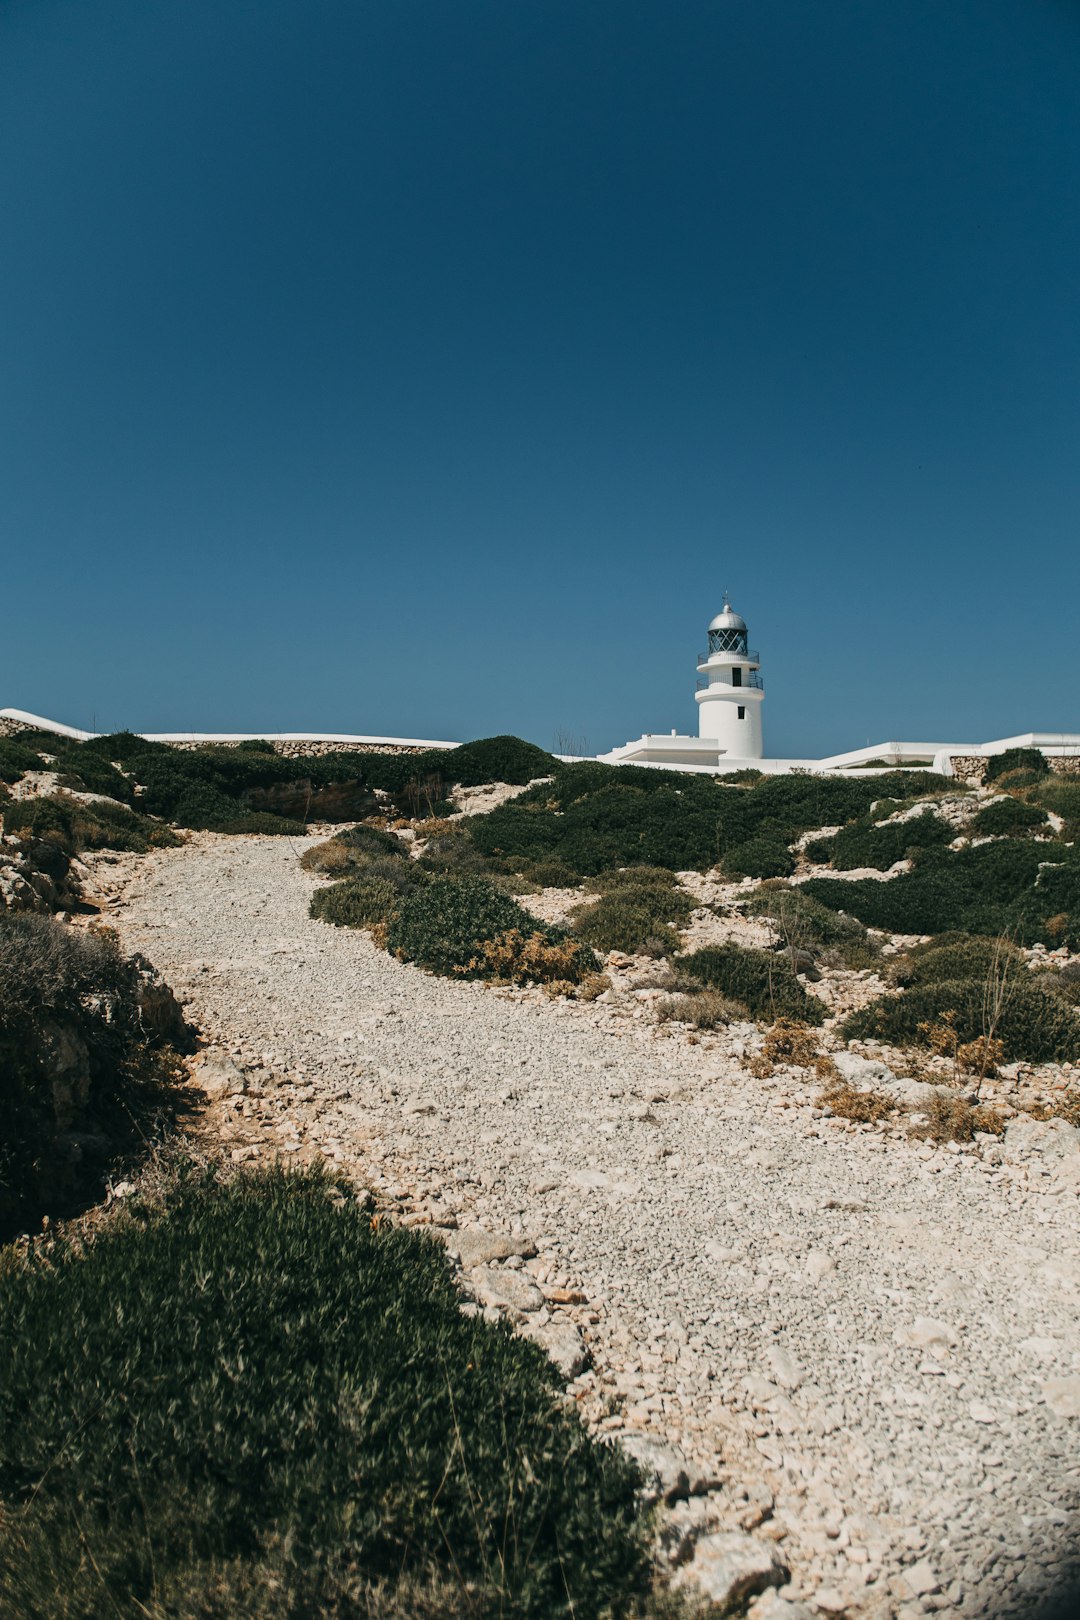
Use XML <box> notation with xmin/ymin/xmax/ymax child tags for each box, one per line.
<box><xmin>98</xmin><ymin>835</ymin><xmax>1080</xmax><ymax>1618</ymax></box>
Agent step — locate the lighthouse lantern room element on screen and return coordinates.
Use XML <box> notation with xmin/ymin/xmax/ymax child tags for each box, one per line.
<box><xmin>695</xmin><ymin>597</ymin><xmax>765</xmax><ymax>759</ymax></box>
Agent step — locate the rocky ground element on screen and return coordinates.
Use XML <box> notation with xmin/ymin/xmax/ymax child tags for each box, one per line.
<box><xmin>85</xmin><ymin>833</ymin><xmax>1080</xmax><ymax>1620</ymax></box>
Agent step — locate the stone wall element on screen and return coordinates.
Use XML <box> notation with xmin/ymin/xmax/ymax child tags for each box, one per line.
<box><xmin>163</xmin><ymin>739</ymin><xmax>433</xmax><ymax>759</ymax></box>
<box><xmin>949</xmin><ymin>754</ymin><xmax>1080</xmax><ymax>786</ymax></box>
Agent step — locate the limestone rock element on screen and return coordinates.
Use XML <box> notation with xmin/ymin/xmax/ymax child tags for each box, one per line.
<box><xmin>1004</xmin><ymin>1116</ymin><xmax>1080</xmax><ymax>1166</ymax></box>
<box><xmin>196</xmin><ymin>1050</ymin><xmax>247</xmax><ymax>1097</ymax></box>
<box><xmin>748</xmin><ymin>1592</ymin><xmax>815</xmax><ymax>1620</ymax></box>
<box><xmin>832</xmin><ymin>1051</ymin><xmax>940</xmax><ymax>1106</ymax></box>
<box><xmin>1042</xmin><ymin>1375</ymin><xmax>1080</xmax><ymax>1419</ymax></box>
<box><xmin>444</xmin><ymin>1228</ymin><xmax>537</xmax><ymax>1268</ymax></box>
<box><xmin>620</xmin><ymin>1433</ymin><xmax>691</xmax><ymax>1506</ymax></box>
<box><xmin>467</xmin><ymin>1267</ymin><xmax>544</xmax><ymax>1314</ymax></box>
<box><xmin>524</xmin><ymin>1320</ymin><xmax>589</xmax><ymax>1378</ymax></box>
<box><xmin>674</xmin><ymin>1530</ymin><xmax>787</xmax><ymax>1607</ymax></box>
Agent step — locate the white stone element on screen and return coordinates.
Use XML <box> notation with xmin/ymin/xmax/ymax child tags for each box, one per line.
<box><xmin>619</xmin><ymin>1434</ymin><xmax>691</xmax><ymax>1506</ymax></box>
<box><xmin>1042</xmin><ymin>1376</ymin><xmax>1080</xmax><ymax>1418</ymax></box>
<box><xmin>674</xmin><ymin>1530</ymin><xmax>787</xmax><ymax>1607</ymax></box>
<box><xmin>467</xmin><ymin>1267</ymin><xmax>544</xmax><ymax>1314</ymax></box>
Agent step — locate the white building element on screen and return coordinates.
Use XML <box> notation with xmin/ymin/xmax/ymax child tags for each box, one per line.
<box><xmin>597</xmin><ymin>600</ymin><xmax>1080</xmax><ymax>778</ymax></box>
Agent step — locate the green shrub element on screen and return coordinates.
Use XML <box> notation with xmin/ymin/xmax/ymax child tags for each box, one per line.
<box><xmin>236</xmin><ymin>737</ymin><xmax>277</xmax><ymax>753</ymax></box>
<box><xmin>1030</xmin><ymin>779</ymin><xmax>1080</xmax><ymax>821</ymax></box>
<box><xmin>572</xmin><ymin>898</ymin><xmax>680</xmax><ymax>956</ymax></box>
<box><xmin>829</xmin><ymin>811</ymin><xmax>951</xmax><ymax>871</ymax></box>
<box><xmin>337</xmin><ymin>823</ymin><xmax>411</xmax><ymax>856</ymax></box>
<box><xmin>387</xmin><ymin>876</ymin><xmax>593</xmax><ymax>982</ymax></box>
<box><xmin>310</xmin><ymin>875</ymin><xmax>404</xmax><ymax>929</ymax></box>
<box><xmin>657</xmin><ymin>990</ymin><xmax>743</xmax><ymax>1028</ymax></box>
<box><xmin>984</xmin><ymin>747</ymin><xmax>1049</xmax><ymax>782</ymax></box>
<box><xmin>572</xmin><ymin>869</ymin><xmax>695</xmax><ymax>955</ymax></box>
<box><xmin>898</xmin><ymin>934</ymin><xmax>1026</xmax><ymax>987</ymax></box>
<box><xmin>418</xmin><ymin>826</ymin><xmax>508</xmax><ymax>879</ymax></box>
<box><xmin>971</xmin><ymin>797</ymin><xmax>1048</xmax><ymax>837</ymax></box>
<box><xmin>803</xmin><ymin>839</ymin><xmax>1080</xmax><ymax>946</ymax></box>
<box><xmin>0</xmin><ymin>915</ymin><xmax>186</xmax><ymax>1232</ymax></box>
<box><xmin>523</xmin><ymin>858</ymin><xmax>583</xmax><ymax>889</ymax></box>
<box><xmin>2</xmin><ymin>793</ymin><xmax>178</xmax><ymax>855</ymax></box>
<box><xmin>722</xmin><ymin>836</ymin><xmax>795</xmax><ymax>879</ymax></box>
<box><xmin>216</xmin><ymin>811</ymin><xmax>308</xmax><ymax>835</ymax></box>
<box><xmin>80</xmin><ymin>730</ymin><xmax>168</xmax><ymax>761</ymax></box>
<box><xmin>0</xmin><ymin>738</ymin><xmax>45</xmax><ymax>784</ymax></box>
<box><xmin>468</xmin><ymin>762</ymin><xmax>951</xmax><ymax>880</ymax></box>
<box><xmin>802</xmin><ymin>834</ymin><xmax>837</xmax><ymax>864</ymax></box>
<box><xmin>746</xmin><ymin>885</ymin><xmax>877</xmax><ymax>967</ymax></box>
<box><xmin>843</xmin><ymin>977</ymin><xmax>1080</xmax><ymax>1063</ymax></box>
<box><xmin>443</xmin><ymin>735</ymin><xmax>558</xmax><ymax>787</ymax></box>
<box><xmin>679</xmin><ymin>944</ymin><xmax>825</xmax><ymax>1023</ymax></box>
<box><xmin>0</xmin><ymin>1164</ymin><xmax>648</xmax><ymax>1618</ymax></box>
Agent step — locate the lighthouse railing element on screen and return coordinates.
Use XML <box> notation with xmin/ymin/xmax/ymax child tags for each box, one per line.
<box><xmin>698</xmin><ymin>648</ymin><xmax>760</xmax><ymax>667</ymax></box>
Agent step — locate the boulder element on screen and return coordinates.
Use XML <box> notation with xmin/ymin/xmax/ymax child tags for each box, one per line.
<box><xmin>674</xmin><ymin>1530</ymin><xmax>788</xmax><ymax>1607</ymax></box>
<box><xmin>196</xmin><ymin>1050</ymin><xmax>247</xmax><ymax>1098</ymax></box>
<box><xmin>619</xmin><ymin>1434</ymin><xmax>690</xmax><ymax>1506</ymax></box>
<box><xmin>524</xmin><ymin>1320</ymin><xmax>589</xmax><ymax>1378</ymax></box>
<box><xmin>832</xmin><ymin>1051</ymin><xmax>940</xmax><ymax>1106</ymax></box>
<box><xmin>467</xmin><ymin>1267</ymin><xmax>545</xmax><ymax>1314</ymax></box>
<box><xmin>443</xmin><ymin>1228</ymin><xmax>537</xmax><ymax>1268</ymax></box>
<box><xmin>1004</xmin><ymin>1116</ymin><xmax>1080</xmax><ymax>1167</ymax></box>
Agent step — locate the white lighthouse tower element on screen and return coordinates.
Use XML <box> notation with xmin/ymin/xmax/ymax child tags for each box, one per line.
<box><xmin>694</xmin><ymin>597</ymin><xmax>765</xmax><ymax>760</ymax></box>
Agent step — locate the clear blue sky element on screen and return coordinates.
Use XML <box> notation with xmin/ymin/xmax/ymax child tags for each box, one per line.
<box><xmin>2</xmin><ymin>0</ymin><xmax>1078</xmax><ymax>755</ymax></box>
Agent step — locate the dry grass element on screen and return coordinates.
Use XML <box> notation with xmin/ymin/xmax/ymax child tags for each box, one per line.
<box><xmin>913</xmin><ymin>1093</ymin><xmax>1006</xmax><ymax>1142</ymax></box>
<box><xmin>817</xmin><ymin>1079</ymin><xmax>896</xmax><ymax>1124</ymax></box>
<box><xmin>657</xmin><ymin>989</ymin><xmax>743</xmax><ymax>1029</ymax></box>
<box><xmin>468</xmin><ymin>928</ymin><xmax>596</xmax><ymax>987</ymax></box>
<box><xmin>748</xmin><ymin>1017</ymin><xmax>821</xmax><ymax>1076</ymax></box>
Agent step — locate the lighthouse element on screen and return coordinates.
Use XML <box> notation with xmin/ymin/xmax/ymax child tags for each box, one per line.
<box><xmin>694</xmin><ymin>597</ymin><xmax>765</xmax><ymax>759</ymax></box>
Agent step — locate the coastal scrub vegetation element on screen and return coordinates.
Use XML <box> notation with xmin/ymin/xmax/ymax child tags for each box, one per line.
<box><xmin>0</xmin><ymin>914</ymin><xmax>189</xmax><ymax>1235</ymax></box>
<box><xmin>678</xmin><ymin>943</ymin><xmax>826</xmax><ymax>1024</ymax></box>
<box><xmin>0</xmin><ymin>1161</ymin><xmax>651</xmax><ymax>1620</ymax></box>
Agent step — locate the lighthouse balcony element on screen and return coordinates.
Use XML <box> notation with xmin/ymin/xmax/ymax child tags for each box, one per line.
<box><xmin>697</xmin><ymin>647</ymin><xmax>759</xmax><ymax>670</ymax></box>
<box><xmin>696</xmin><ymin>671</ymin><xmax>764</xmax><ymax>691</ymax></box>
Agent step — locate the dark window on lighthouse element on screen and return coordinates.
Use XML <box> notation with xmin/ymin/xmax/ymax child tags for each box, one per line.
<box><xmin>731</xmin><ymin>667</ymin><xmax>742</xmax><ymax>687</ymax></box>
<box><xmin>738</xmin><ymin>705</ymin><xmax>746</xmax><ymax>719</ymax></box>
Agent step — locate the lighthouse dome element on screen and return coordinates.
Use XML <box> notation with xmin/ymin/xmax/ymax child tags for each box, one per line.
<box><xmin>707</xmin><ymin>599</ymin><xmax>746</xmax><ymax>634</ymax></box>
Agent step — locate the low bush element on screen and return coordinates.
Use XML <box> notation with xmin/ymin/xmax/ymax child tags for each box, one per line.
<box><xmin>338</xmin><ymin>823</ymin><xmax>411</xmax><ymax>856</ymax></box>
<box><xmin>896</xmin><ymin>934</ymin><xmax>1025</xmax><ymax>987</ymax></box>
<box><xmin>80</xmin><ymin>730</ymin><xmax>169</xmax><ymax>761</ymax></box>
<box><xmin>2</xmin><ymin>793</ymin><xmax>179</xmax><ymax>855</ymax></box>
<box><xmin>828</xmin><ymin>811</ymin><xmax>951</xmax><ymax>871</ymax></box>
<box><xmin>802</xmin><ymin>839</ymin><xmax>1080</xmax><ymax>946</ymax></box>
<box><xmin>746</xmin><ymin>885</ymin><xmax>877</xmax><ymax>967</ymax></box>
<box><xmin>679</xmin><ymin>944</ymin><xmax>825</xmax><ymax>1023</ymax></box>
<box><xmin>217</xmin><ymin>811</ymin><xmax>307</xmax><ymax>835</ymax></box>
<box><xmin>915</xmin><ymin>1094</ymin><xmax>1006</xmax><ymax>1143</ymax></box>
<box><xmin>0</xmin><ymin>737</ymin><xmax>46</xmax><ymax>784</ymax></box>
<box><xmin>387</xmin><ymin>876</ymin><xmax>595</xmax><ymax>983</ymax></box>
<box><xmin>1029</xmin><ymin>779</ymin><xmax>1080</xmax><ymax>822</ymax></box>
<box><xmin>572</xmin><ymin>869</ymin><xmax>695</xmax><ymax>956</ymax></box>
<box><xmin>843</xmin><ymin>977</ymin><xmax>1080</xmax><ymax>1063</ymax></box>
<box><xmin>0</xmin><ymin>915</ymin><xmax>186</xmax><ymax>1232</ymax></box>
<box><xmin>984</xmin><ymin>747</ymin><xmax>1049</xmax><ymax>782</ymax></box>
<box><xmin>468</xmin><ymin>760</ymin><xmax>951</xmax><ymax>880</ymax></box>
<box><xmin>657</xmin><ymin>989</ymin><xmax>743</xmax><ymax>1028</ymax></box>
<box><xmin>444</xmin><ymin>734</ymin><xmax>558</xmax><ymax>787</ymax></box>
<box><xmin>310</xmin><ymin>875</ymin><xmax>405</xmax><ymax>929</ymax></box>
<box><xmin>971</xmin><ymin>797</ymin><xmax>1048</xmax><ymax>837</ymax></box>
<box><xmin>722</xmin><ymin>835</ymin><xmax>795</xmax><ymax>879</ymax></box>
<box><xmin>0</xmin><ymin>1163</ymin><xmax>649</xmax><ymax>1619</ymax></box>
<box><xmin>818</xmin><ymin>1078</ymin><xmax>896</xmax><ymax>1125</ymax></box>
<box><xmin>469</xmin><ymin>928</ymin><xmax>599</xmax><ymax>988</ymax></box>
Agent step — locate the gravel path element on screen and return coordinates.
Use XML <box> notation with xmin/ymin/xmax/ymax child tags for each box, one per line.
<box><xmin>99</xmin><ymin>835</ymin><xmax>1080</xmax><ymax>1619</ymax></box>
